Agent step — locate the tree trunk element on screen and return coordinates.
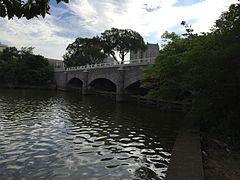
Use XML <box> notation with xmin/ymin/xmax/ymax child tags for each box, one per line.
<box><xmin>120</xmin><ymin>52</ymin><xmax>125</xmax><ymax>64</ymax></box>
<box><xmin>111</xmin><ymin>53</ymin><xmax>119</xmax><ymax>64</ymax></box>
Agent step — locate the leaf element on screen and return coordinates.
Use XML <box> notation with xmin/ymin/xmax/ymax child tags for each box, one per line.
<box><xmin>0</xmin><ymin>3</ymin><xmax>7</xmax><ymax>17</ymax></box>
<box><xmin>2</xmin><ymin>0</ymin><xmax>15</xmax><ymax>19</ymax></box>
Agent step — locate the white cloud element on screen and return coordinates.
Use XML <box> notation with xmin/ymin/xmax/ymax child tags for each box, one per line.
<box><xmin>66</xmin><ymin>0</ymin><xmax>238</xmax><ymax>42</ymax></box>
<box><xmin>0</xmin><ymin>14</ymin><xmax>73</xmax><ymax>59</ymax></box>
<box><xmin>0</xmin><ymin>0</ymin><xmax>238</xmax><ymax>59</ymax></box>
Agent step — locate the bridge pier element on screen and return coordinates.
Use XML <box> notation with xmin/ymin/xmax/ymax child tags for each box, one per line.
<box><xmin>82</xmin><ymin>70</ymin><xmax>90</xmax><ymax>95</ymax></box>
<box><xmin>54</xmin><ymin>71</ymin><xmax>68</xmax><ymax>91</ymax></box>
<box><xmin>116</xmin><ymin>67</ymin><xmax>126</xmax><ymax>102</ymax></box>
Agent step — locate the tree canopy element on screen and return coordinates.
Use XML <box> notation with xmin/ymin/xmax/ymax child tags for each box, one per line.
<box><xmin>0</xmin><ymin>47</ymin><xmax>53</xmax><ymax>85</ymax></box>
<box><xmin>141</xmin><ymin>2</ymin><xmax>240</xmax><ymax>139</ymax></box>
<box><xmin>63</xmin><ymin>37</ymin><xmax>107</xmax><ymax>67</ymax></box>
<box><xmin>0</xmin><ymin>0</ymin><xmax>68</xmax><ymax>19</ymax></box>
<box><xmin>63</xmin><ymin>28</ymin><xmax>146</xmax><ymax>66</ymax></box>
<box><xmin>101</xmin><ymin>28</ymin><xmax>146</xmax><ymax>64</ymax></box>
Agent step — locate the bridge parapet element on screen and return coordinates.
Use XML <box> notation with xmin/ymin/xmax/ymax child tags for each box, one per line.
<box><xmin>54</xmin><ymin>57</ymin><xmax>155</xmax><ymax>72</ymax></box>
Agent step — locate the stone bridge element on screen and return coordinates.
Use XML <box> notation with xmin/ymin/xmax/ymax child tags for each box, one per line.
<box><xmin>54</xmin><ymin>58</ymin><xmax>155</xmax><ymax>101</ymax></box>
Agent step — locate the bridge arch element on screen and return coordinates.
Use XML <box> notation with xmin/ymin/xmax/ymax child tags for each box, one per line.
<box><xmin>88</xmin><ymin>73</ymin><xmax>118</xmax><ymax>86</ymax></box>
<box><xmin>125</xmin><ymin>80</ymin><xmax>148</xmax><ymax>96</ymax></box>
<box><xmin>124</xmin><ymin>74</ymin><xmax>142</xmax><ymax>89</ymax></box>
<box><xmin>89</xmin><ymin>78</ymin><xmax>116</xmax><ymax>92</ymax></box>
<box><xmin>66</xmin><ymin>72</ymin><xmax>85</xmax><ymax>85</ymax></box>
<box><xmin>123</xmin><ymin>67</ymin><xmax>143</xmax><ymax>89</ymax></box>
<box><xmin>67</xmin><ymin>77</ymin><xmax>83</xmax><ymax>88</ymax></box>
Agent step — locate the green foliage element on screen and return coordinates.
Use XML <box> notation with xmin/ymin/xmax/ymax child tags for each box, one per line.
<box><xmin>0</xmin><ymin>47</ymin><xmax>53</xmax><ymax>85</ymax></box>
<box><xmin>0</xmin><ymin>0</ymin><xmax>69</xmax><ymax>19</ymax></box>
<box><xmin>213</xmin><ymin>2</ymin><xmax>240</xmax><ymax>34</ymax></box>
<box><xmin>142</xmin><ymin>2</ymin><xmax>240</xmax><ymax>140</ymax></box>
<box><xmin>63</xmin><ymin>37</ymin><xmax>107</xmax><ymax>67</ymax></box>
<box><xmin>64</xmin><ymin>28</ymin><xmax>146</xmax><ymax>66</ymax></box>
<box><xmin>100</xmin><ymin>28</ymin><xmax>146</xmax><ymax>64</ymax></box>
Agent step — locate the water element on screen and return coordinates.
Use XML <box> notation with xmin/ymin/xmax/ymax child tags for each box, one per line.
<box><xmin>0</xmin><ymin>89</ymin><xmax>182</xmax><ymax>180</ymax></box>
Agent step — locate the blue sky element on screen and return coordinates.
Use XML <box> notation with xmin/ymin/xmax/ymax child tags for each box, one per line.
<box><xmin>0</xmin><ymin>0</ymin><xmax>238</xmax><ymax>60</ymax></box>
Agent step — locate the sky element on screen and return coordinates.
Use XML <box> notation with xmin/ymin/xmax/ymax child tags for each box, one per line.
<box><xmin>0</xmin><ymin>0</ymin><xmax>238</xmax><ymax>60</ymax></box>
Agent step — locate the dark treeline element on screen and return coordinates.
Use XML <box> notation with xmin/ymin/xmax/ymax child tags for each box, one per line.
<box><xmin>0</xmin><ymin>47</ymin><xmax>53</xmax><ymax>86</ymax></box>
<box><xmin>142</xmin><ymin>2</ymin><xmax>240</xmax><ymax>144</ymax></box>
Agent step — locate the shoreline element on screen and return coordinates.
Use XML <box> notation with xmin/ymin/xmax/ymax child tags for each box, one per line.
<box><xmin>0</xmin><ymin>84</ymin><xmax>57</xmax><ymax>90</ymax></box>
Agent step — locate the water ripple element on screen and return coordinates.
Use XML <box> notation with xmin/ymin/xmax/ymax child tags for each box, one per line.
<box><xmin>0</xmin><ymin>89</ymin><xmax>182</xmax><ymax>180</ymax></box>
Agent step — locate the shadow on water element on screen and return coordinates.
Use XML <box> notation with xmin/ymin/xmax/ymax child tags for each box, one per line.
<box><xmin>0</xmin><ymin>89</ymin><xmax>184</xmax><ymax>180</ymax></box>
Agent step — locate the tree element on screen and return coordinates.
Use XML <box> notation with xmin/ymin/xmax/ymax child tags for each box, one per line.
<box><xmin>0</xmin><ymin>0</ymin><xmax>69</xmax><ymax>19</ymax></box>
<box><xmin>100</xmin><ymin>28</ymin><xmax>146</xmax><ymax>64</ymax></box>
<box><xmin>141</xmin><ymin>2</ymin><xmax>240</xmax><ymax>140</ymax></box>
<box><xmin>0</xmin><ymin>47</ymin><xmax>19</xmax><ymax>61</ymax></box>
<box><xmin>213</xmin><ymin>2</ymin><xmax>240</xmax><ymax>34</ymax></box>
<box><xmin>0</xmin><ymin>46</ymin><xmax>53</xmax><ymax>85</ymax></box>
<box><xmin>63</xmin><ymin>37</ymin><xmax>107</xmax><ymax>67</ymax></box>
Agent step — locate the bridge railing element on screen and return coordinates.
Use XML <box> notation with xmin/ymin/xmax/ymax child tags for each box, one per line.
<box><xmin>54</xmin><ymin>57</ymin><xmax>156</xmax><ymax>72</ymax></box>
<box><xmin>123</xmin><ymin>57</ymin><xmax>155</xmax><ymax>64</ymax></box>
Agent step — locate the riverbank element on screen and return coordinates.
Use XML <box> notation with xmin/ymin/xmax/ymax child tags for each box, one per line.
<box><xmin>166</xmin><ymin>111</ymin><xmax>240</xmax><ymax>180</ymax></box>
<box><xmin>201</xmin><ymin>132</ymin><xmax>240</xmax><ymax>180</ymax></box>
<box><xmin>166</xmin><ymin>113</ymin><xmax>204</xmax><ymax>180</ymax></box>
<box><xmin>0</xmin><ymin>84</ymin><xmax>56</xmax><ymax>90</ymax></box>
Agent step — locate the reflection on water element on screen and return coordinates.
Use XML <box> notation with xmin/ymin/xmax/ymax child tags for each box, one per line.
<box><xmin>0</xmin><ymin>89</ymin><xmax>182</xmax><ymax>180</ymax></box>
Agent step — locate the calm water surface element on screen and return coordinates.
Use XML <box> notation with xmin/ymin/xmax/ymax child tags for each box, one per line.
<box><xmin>0</xmin><ymin>89</ymin><xmax>183</xmax><ymax>180</ymax></box>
